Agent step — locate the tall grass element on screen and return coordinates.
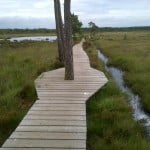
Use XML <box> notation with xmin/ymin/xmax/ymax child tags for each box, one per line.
<box><xmin>94</xmin><ymin>31</ymin><xmax>150</xmax><ymax>113</ymax></box>
<box><xmin>84</xmin><ymin>41</ymin><xmax>150</xmax><ymax>150</ymax></box>
<box><xmin>0</xmin><ymin>40</ymin><xmax>61</xmax><ymax>146</ymax></box>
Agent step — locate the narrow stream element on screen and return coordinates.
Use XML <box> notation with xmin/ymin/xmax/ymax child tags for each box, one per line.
<box><xmin>98</xmin><ymin>50</ymin><xmax>150</xmax><ymax>137</ymax></box>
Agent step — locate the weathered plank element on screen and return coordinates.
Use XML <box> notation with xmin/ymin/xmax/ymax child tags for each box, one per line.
<box><xmin>35</xmin><ymin>100</ymin><xmax>85</xmax><ymax>104</ymax></box>
<box><xmin>0</xmin><ymin>148</ymin><xmax>85</xmax><ymax>150</ymax></box>
<box><xmin>27</xmin><ymin>110</ymin><xmax>86</xmax><ymax>115</ymax></box>
<box><xmin>24</xmin><ymin>115</ymin><xmax>86</xmax><ymax>121</ymax></box>
<box><xmin>30</xmin><ymin>106</ymin><xmax>86</xmax><ymax>111</ymax></box>
<box><xmin>16</xmin><ymin>126</ymin><xmax>86</xmax><ymax>133</ymax></box>
<box><xmin>20</xmin><ymin>119</ymin><xmax>86</xmax><ymax>126</ymax></box>
<box><xmin>3</xmin><ymin>139</ymin><xmax>86</xmax><ymax>149</ymax></box>
<box><xmin>10</xmin><ymin>132</ymin><xmax>86</xmax><ymax>140</ymax></box>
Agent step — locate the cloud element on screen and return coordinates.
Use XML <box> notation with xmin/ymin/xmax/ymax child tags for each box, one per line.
<box><xmin>0</xmin><ymin>0</ymin><xmax>150</xmax><ymax>28</ymax></box>
<box><xmin>34</xmin><ymin>0</ymin><xmax>52</xmax><ymax>9</ymax></box>
<box><xmin>0</xmin><ymin>17</ymin><xmax>55</xmax><ymax>29</ymax></box>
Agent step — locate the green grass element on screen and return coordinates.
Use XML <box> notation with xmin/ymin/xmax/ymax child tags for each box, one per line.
<box><xmin>94</xmin><ymin>31</ymin><xmax>150</xmax><ymax>113</ymax></box>
<box><xmin>0</xmin><ymin>40</ymin><xmax>62</xmax><ymax>146</ymax></box>
<box><xmin>83</xmin><ymin>41</ymin><xmax>150</xmax><ymax>150</ymax></box>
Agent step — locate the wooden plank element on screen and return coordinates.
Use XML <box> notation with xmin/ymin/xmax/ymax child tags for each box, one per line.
<box><xmin>27</xmin><ymin>110</ymin><xmax>86</xmax><ymax>116</ymax></box>
<box><xmin>30</xmin><ymin>106</ymin><xmax>85</xmax><ymax>111</ymax></box>
<box><xmin>36</xmin><ymin>85</ymin><xmax>99</xmax><ymax>88</ymax></box>
<box><xmin>10</xmin><ymin>132</ymin><xmax>86</xmax><ymax>140</ymax></box>
<box><xmin>3</xmin><ymin>139</ymin><xmax>86</xmax><ymax>149</ymax></box>
<box><xmin>37</xmin><ymin>92</ymin><xmax>91</xmax><ymax>95</ymax></box>
<box><xmin>37</xmin><ymin>95</ymin><xmax>90</xmax><ymax>98</ymax></box>
<box><xmin>31</xmin><ymin>107</ymin><xmax>86</xmax><ymax>111</ymax></box>
<box><xmin>33</xmin><ymin>103</ymin><xmax>85</xmax><ymax>107</ymax></box>
<box><xmin>36</xmin><ymin>80</ymin><xmax>107</xmax><ymax>84</ymax></box>
<box><xmin>34</xmin><ymin>103</ymin><xmax>85</xmax><ymax>107</ymax></box>
<box><xmin>36</xmin><ymin>89</ymin><xmax>98</xmax><ymax>92</ymax></box>
<box><xmin>16</xmin><ymin>126</ymin><xmax>86</xmax><ymax>133</ymax></box>
<box><xmin>37</xmin><ymin>97</ymin><xmax>85</xmax><ymax>100</ymax></box>
<box><xmin>20</xmin><ymin>119</ymin><xmax>86</xmax><ymax>126</ymax></box>
<box><xmin>39</xmin><ymin>76</ymin><xmax>106</xmax><ymax>80</ymax></box>
<box><xmin>37</xmin><ymin>94</ymin><xmax>93</xmax><ymax>98</ymax></box>
<box><xmin>24</xmin><ymin>115</ymin><xmax>86</xmax><ymax>121</ymax></box>
<box><xmin>35</xmin><ymin>100</ymin><xmax>85</xmax><ymax>104</ymax></box>
<box><xmin>0</xmin><ymin>148</ymin><xmax>85</xmax><ymax>150</ymax></box>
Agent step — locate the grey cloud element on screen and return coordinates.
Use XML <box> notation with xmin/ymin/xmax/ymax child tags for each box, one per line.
<box><xmin>0</xmin><ymin>17</ymin><xmax>55</xmax><ymax>29</ymax></box>
<box><xmin>0</xmin><ymin>0</ymin><xmax>150</xmax><ymax>28</ymax></box>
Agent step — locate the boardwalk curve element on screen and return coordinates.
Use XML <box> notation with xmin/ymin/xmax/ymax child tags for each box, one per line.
<box><xmin>1</xmin><ymin>40</ymin><xmax>108</xmax><ymax>150</ymax></box>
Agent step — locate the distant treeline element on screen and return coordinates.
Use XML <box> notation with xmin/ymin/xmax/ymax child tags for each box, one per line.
<box><xmin>0</xmin><ymin>26</ymin><xmax>150</xmax><ymax>34</ymax></box>
<box><xmin>82</xmin><ymin>26</ymin><xmax>150</xmax><ymax>32</ymax></box>
<box><xmin>0</xmin><ymin>28</ymin><xmax>56</xmax><ymax>34</ymax></box>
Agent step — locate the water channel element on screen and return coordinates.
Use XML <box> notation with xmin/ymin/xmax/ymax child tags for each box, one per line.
<box><xmin>98</xmin><ymin>50</ymin><xmax>150</xmax><ymax>138</ymax></box>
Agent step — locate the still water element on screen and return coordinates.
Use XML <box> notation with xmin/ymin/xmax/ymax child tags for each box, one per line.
<box><xmin>9</xmin><ymin>36</ymin><xmax>57</xmax><ymax>42</ymax></box>
<box><xmin>98</xmin><ymin>50</ymin><xmax>150</xmax><ymax>138</ymax></box>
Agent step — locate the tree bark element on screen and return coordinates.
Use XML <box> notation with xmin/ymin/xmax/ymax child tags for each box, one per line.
<box><xmin>54</xmin><ymin>0</ymin><xmax>65</xmax><ymax>62</ymax></box>
<box><xmin>64</xmin><ymin>0</ymin><xmax>74</xmax><ymax>80</ymax></box>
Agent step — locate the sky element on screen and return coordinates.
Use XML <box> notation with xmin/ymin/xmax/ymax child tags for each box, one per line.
<box><xmin>0</xmin><ymin>0</ymin><xmax>150</xmax><ymax>29</ymax></box>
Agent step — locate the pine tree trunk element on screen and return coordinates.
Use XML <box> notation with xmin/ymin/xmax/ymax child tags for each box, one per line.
<box><xmin>64</xmin><ymin>0</ymin><xmax>74</xmax><ymax>80</ymax></box>
<box><xmin>54</xmin><ymin>0</ymin><xmax>65</xmax><ymax>62</ymax></box>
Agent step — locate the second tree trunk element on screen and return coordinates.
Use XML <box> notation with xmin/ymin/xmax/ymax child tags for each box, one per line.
<box><xmin>64</xmin><ymin>0</ymin><xmax>74</xmax><ymax>80</ymax></box>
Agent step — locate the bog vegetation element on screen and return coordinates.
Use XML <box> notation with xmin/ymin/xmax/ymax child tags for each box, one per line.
<box><xmin>0</xmin><ymin>28</ymin><xmax>150</xmax><ymax>149</ymax></box>
<box><xmin>93</xmin><ymin>31</ymin><xmax>150</xmax><ymax>113</ymax></box>
<box><xmin>84</xmin><ymin>38</ymin><xmax>150</xmax><ymax>149</ymax></box>
<box><xmin>0</xmin><ymin>40</ymin><xmax>62</xmax><ymax>146</ymax></box>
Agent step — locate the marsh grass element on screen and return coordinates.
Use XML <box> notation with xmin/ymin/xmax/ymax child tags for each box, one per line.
<box><xmin>84</xmin><ymin>41</ymin><xmax>150</xmax><ymax>150</ymax></box>
<box><xmin>0</xmin><ymin>40</ymin><xmax>61</xmax><ymax>146</ymax></box>
<box><xmin>94</xmin><ymin>31</ymin><xmax>150</xmax><ymax>113</ymax></box>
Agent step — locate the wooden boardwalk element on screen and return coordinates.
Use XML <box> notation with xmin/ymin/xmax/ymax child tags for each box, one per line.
<box><xmin>1</xmin><ymin>40</ymin><xmax>108</xmax><ymax>150</ymax></box>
